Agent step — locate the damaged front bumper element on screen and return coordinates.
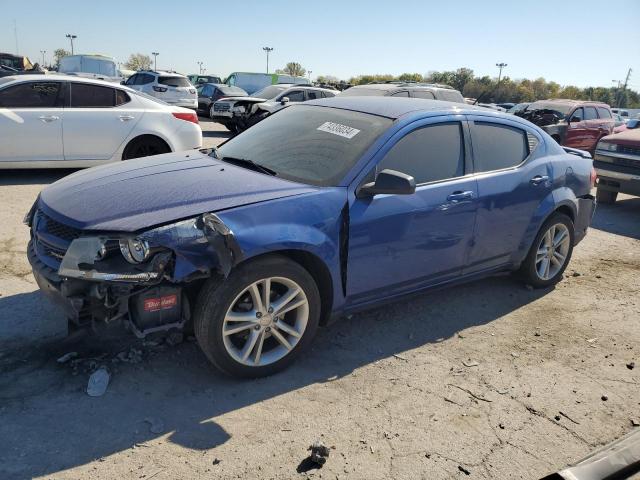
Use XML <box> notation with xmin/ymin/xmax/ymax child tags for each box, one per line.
<box><xmin>28</xmin><ymin>212</ymin><xmax>242</xmax><ymax>336</ymax></box>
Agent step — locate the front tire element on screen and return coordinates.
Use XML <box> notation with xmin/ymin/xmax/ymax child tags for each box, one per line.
<box><xmin>519</xmin><ymin>212</ymin><xmax>574</xmax><ymax>288</ymax></box>
<box><xmin>596</xmin><ymin>188</ymin><xmax>617</xmax><ymax>204</ymax></box>
<box><xmin>194</xmin><ymin>255</ymin><xmax>321</xmax><ymax>378</ymax></box>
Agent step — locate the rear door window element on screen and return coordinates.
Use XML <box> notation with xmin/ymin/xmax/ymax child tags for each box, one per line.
<box><xmin>284</xmin><ymin>90</ymin><xmax>305</xmax><ymax>102</ymax></box>
<box><xmin>471</xmin><ymin>122</ymin><xmax>528</xmax><ymax>172</ymax></box>
<box><xmin>306</xmin><ymin>90</ymin><xmax>321</xmax><ymax>100</ymax></box>
<box><xmin>158</xmin><ymin>76</ymin><xmax>191</xmax><ymax>87</ymax></box>
<box><xmin>0</xmin><ymin>81</ymin><xmax>61</xmax><ymax>108</ymax></box>
<box><xmin>571</xmin><ymin>108</ymin><xmax>584</xmax><ymax>121</ymax></box>
<box><xmin>584</xmin><ymin>107</ymin><xmax>598</xmax><ymax>120</ymax></box>
<box><xmin>378</xmin><ymin>122</ymin><xmax>465</xmax><ymax>184</ymax></box>
<box><xmin>140</xmin><ymin>74</ymin><xmax>154</xmax><ymax>85</ymax></box>
<box><xmin>70</xmin><ymin>83</ymin><xmax>116</xmax><ymax>108</ymax></box>
<box><xmin>596</xmin><ymin>107</ymin><xmax>612</xmax><ymax>119</ymax></box>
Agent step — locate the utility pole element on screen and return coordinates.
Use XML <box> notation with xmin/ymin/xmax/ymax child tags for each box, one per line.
<box><xmin>618</xmin><ymin>68</ymin><xmax>632</xmax><ymax>108</ymax></box>
<box><xmin>496</xmin><ymin>62</ymin><xmax>507</xmax><ymax>84</ymax></box>
<box><xmin>197</xmin><ymin>61</ymin><xmax>203</xmax><ymax>74</ymax></box>
<box><xmin>65</xmin><ymin>34</ymin><xmax>77</xmax><ymax>55</ymax></box>
<box><xmin>263</xmin><ymin>47</ymin><xmax>273</xmax><ymax>74</ymax></box>
<box><xmin>152</xmin><ymin>52</ymin><xmax>159</xmax><ymax>71</ymax></box>
<box><xmin>40</xmin><ymin>50</ymin><xmax>46</xmax><ymax>66</ymax></box>
<box><xmin>14</xmin><ymin>20</ymin><xmax>19</xmax><ymax>54</ymax></box>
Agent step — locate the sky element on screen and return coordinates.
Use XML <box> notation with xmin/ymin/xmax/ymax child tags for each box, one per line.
<box><xmin>2</xmin><ymin>0</ymin><xmax>639</xmax><ymax>90</ymax></box>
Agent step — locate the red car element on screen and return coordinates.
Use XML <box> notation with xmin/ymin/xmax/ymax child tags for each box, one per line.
<box><xmin>594</xmin><ymin>119</ymin><xmax>640</xmax><ymax>203</ymax></box>
<box><xmin>517</xmin><ymin>99</ymin><xmax>615</xmax><ymax>154</ymax></box>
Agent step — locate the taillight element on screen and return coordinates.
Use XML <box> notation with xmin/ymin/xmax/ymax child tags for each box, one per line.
<box><xmin>590</xmin><ymin>167</ymin><xmax>597</xmax><ymax>187</ymax></box>
<box><xmin>172</xmin><ymin>112</ymin><xmax>199</xmax><ymax>124</ymax></box>
<box><xmin>153</xmin><ymin>86</ymin><xmax>168</xmax><ymax>92</ymax></box>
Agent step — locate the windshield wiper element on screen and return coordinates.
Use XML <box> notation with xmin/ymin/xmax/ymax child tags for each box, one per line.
<box><xmin>218</xmin><ymin>156</ymin><xmax>277</xmax><ymax>176</ymax></box>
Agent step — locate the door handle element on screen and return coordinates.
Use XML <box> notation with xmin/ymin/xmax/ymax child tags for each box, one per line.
<box><xmin>118</xmin><ymin>115</ymin><xmax>135</xmax><ymax>121</ymax></box>
<box><xmin>446</xmin><ymin>190</ymin><xmax>474</xmax><ymax>202</ymax></box>
<box><xmin>38</xmin><ymin>115</ymin><xmax>60</xmax><ymax>123</ymax></box>
<box><xmin>530</xmin><ymin>175</ymin><xmax>549</xmax><ymax>185</ymax></box>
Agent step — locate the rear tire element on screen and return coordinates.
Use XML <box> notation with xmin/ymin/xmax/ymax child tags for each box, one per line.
<box><xmin>518</xmin><ymin>212</ymin><xmax>574</xmax><ymax>288</ymax></box>
<box><xmin>596</xmin><ymin>188</ymin><xmax>617</xmax><ymax>204</ymax></box>
<box><xmin>194</xmin><ymin>255</ymin><xmax>321</xmax><ymax>378</ymax></box>
<box><xmin>122</xmin><ymin>136</ymin><xmax>170</xmax><ymax>160</ymax></box>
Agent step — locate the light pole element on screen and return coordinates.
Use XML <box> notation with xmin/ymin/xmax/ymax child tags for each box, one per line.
<box><xmin>152</xmin><ymin>52</ymin><xmax>159</xmax><ymax>71</ymax></box>
<box><xmin>496</xmin><ymin>62</ymin><xmax>507</xmax><ymax>84</ymax></box>
<box><xmin>262</xmin><ymin>47</ymin><xmax>273</xmax><ymax>74</ymax></box>
<box><xmin>40</xmin><ymin>50</ymin><xmax>46</xmax><ymax>66</ymax></box>
<box><xmin>307</xmin><ymin>70</ymin><xmax>312</xmax><ymax>82</ymax></box>
<box><xmin>65</xmin><ymin>34</ymin><xmax>77</xmax><ymax>55</ymax></box>
<box><xmin>197</xmin><ymin>61</ymin><xmax>203</xmax><ymax>74</ymax></box>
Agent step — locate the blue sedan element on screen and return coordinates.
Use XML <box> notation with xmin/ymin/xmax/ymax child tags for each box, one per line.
<box><xmin>27</xmin><ymin>97</ymin><xmax>596</xmax><ymax>377</ymax></box>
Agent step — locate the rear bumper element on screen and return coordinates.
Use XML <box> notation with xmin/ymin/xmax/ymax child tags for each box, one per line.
<box><xmin>574</xmin><ymin>195</ymin><xmax>596</xmax><ymax>245</ymax></box>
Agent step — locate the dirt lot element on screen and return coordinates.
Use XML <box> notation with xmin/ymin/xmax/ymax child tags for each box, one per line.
<box><xmin>0</xmin><ymin>119</ymin><xmax>638</xmax><ymax>479</ymax></box>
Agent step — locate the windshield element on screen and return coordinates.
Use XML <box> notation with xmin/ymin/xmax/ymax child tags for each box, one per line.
<box><xmin>214</xmin><ymin>105</ymin><xmax>392</xmax><ymax>187</ymax></box>
<box><xmin>219</xmin><ymin>86</ymin><xmax>247</xmax><ymax>95</ymax></box>
<box><xmin>525</xmin><ymin>101</ymin><xmax>573</xmax><ymax>116</ymax></box>
<box><xmin>340</xmin><ymin>87</ymin><xmax>386</xmax><ymax>97</ymax></box>
<box><xmin>251</xmin><ymin>85</ymin><xmax>288</xmax><ymax>99</ymax></box>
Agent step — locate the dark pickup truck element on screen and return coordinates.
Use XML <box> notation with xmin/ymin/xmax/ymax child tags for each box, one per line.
<box><xmin>593</xmin><ymin>119</ymin><xmax>640</xmax><ymax>203</ymax></box>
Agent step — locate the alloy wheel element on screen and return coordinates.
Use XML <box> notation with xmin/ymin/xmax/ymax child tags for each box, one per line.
<box><xmin>535</xmin><ymin>223</ymin><xmax>570</xmax><ymax>281</ymax></box>
<box><xmin>222</xmin><ymin>277</ymin><xmax>309</xmax><ymax>367</ymax></box>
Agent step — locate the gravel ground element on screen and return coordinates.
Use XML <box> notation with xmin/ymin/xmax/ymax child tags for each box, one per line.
<box><xmin>0</xmin><ymin>119</ymin><xmax>638</xmax><ymax>479</ymax></box>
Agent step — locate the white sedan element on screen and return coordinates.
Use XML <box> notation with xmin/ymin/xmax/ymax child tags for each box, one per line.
<box><xmin>0</xmin><ymin>75</ymin><xmax>202</xmax><ymax>168</ymax></box>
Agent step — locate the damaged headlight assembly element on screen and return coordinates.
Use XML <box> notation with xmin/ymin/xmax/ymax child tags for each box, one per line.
<box><xmin>56</xmin><ymin>213</ymin><xmax>241</xmax><ymax>284</ymax></box>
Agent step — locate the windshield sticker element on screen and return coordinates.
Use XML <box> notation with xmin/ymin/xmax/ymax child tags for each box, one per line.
<box><xmin>317</xmin><ymin>122</ymin><xmax>361</xmax><ymax>139</ymax></box>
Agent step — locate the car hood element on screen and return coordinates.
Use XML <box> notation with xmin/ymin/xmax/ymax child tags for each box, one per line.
<box><xmin>603</xmin><ymin>128</ymin><xmax>640</xmax><ymax>146</ymax></box>
<box><xmin>217</xmin><ymin>96</ymin><xmax>267</xmax><ymax>103</ymax></box>
<box><xmin>39</xmin><ymin>151</ymin><xmax>317</xmax><ymax>232</ymax></box>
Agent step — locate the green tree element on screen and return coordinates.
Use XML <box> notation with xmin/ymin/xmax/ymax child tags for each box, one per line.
<box><xmin>53</xmin><ymin>48</ymin><xmax>70</xmax><ymax>67</ymax></box>
<box><xmin>398</xmin><ymin>72</ymin><xmax>424</xmax><ymax>82</ymax></box>
<box><xmin>124</xmin><ymin>53</ymin><xmax>152</xmax><ymax>71</ymax></box>
<box><xmin>281</xmin><ymin>62</ymin><xmax>306</xmax><ymax>77</ymax></box>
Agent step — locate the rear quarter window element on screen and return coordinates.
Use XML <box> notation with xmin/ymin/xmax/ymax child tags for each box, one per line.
<box><xmin>471</xmin><ymin>122</ymin><xmax>528</xmax><ymax>172</ymax></box>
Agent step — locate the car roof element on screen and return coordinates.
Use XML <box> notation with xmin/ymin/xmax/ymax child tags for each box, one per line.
<box><xmin>532</xmin><ymin>98</ymin><xmax>609</xmax><ymax>107</ymax></box>
<box><xmin>347</xmin><ymin>83</ymin><xmax>453</xmax><ymax>92</ymax></box>
<box><xmin>0</xmin><ymin>74</ymin><xmax>124</xmax><ymax>87</ymax></box>
<box><xmin>304</xmin><ymin>96</ymin><xmax>491</xmax><ymax>119</ymax></box>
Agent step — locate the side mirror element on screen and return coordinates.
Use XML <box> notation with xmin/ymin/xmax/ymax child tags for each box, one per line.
<box><xmin>280</xmin><ymin>97</ymin><xmax>290</xmax><ymax>105</ymax></box>
<box><xmin>569</xmin><ymin>116</ymin><xmax>582</xmax><ymax>124</ymax></box>
<box><xmin>357</xmin><ymin>169</ymin><xmax>416</xmax><ymax>198</ymax></box>
<box><xmin>120</xmin><ymin>80</ymin><xmax>126</xmax><ymax>85</ymax></box>
<box><xmin>626</xmin><ymin>119</ymin><xmax>639</xmax><ymax>129</ymax></box>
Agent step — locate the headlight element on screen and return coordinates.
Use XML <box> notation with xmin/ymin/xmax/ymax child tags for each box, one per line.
<box><xmin>119</xmin><ymin>238</ymin><xmax>150</xmax><ymax>264</ymax></box>
<box><xmin>598</xmin><ymin>142</ymin><xmax>617</xmax><ymax>152</ymax></box>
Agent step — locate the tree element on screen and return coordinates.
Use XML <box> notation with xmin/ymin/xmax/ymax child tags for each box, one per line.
<box><xmin>281</xmin><ymin>62</ymin><xmax>306</xmax><ymax>77</ymax></box>
<box><xmin>124</xmin><ymin>53</ymin><xmax>152</xmax><ymax>71</ymax></box>
<box><xmin>398</xmin><ymin>73</ymin><xmax>424</xmax><ymax>82</ymax></box>
<box><xmin>53</xmin><ymin>48</ymin><xmax>70</xmax><ymax>67</ymax></box>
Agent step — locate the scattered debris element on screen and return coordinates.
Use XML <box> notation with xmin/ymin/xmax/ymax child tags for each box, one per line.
<box><xmin>392</xmin><ymin>354</ymin><xmax>408</xmax><ymax>361</ymax></box>
<box><xmin>587</xmin><ymin>338</ymin><xmax>598</xmax><ymax>344</ymax></box>
<box><xmin>554</xmin><ymin>415</ymin><xmax>561</xmax><ymax>421</ymax></box>
<box><xmin>572</xmin><ymin>272</ymin><xmax>582</xmax><ymax>277</ymax></box>
<box><xmin>212</xmin><ymin>458</ymin><xmax>221</xmax><ymax>465</ymax></box>
<box><xmin>499</xmin><ymin>423</ymin><xmax>505</xmax><ymax>429</ymax></box>
<box><xmin>117</xmin><ymin>348</ymin><xmax>143</xmax><ymax>364</ymax></box>
<box><xmin>462</xmin><ymin>360</ymin><xmax>479</xmax><ymax>367</ymax></box>
<box><xmin>601</xmin><ymin>395</ymin><xmax>608</xmax><ymax>401</ymax></box>
<box><xmin>56</xmin><ymin>352</ymin><xmax>78</xmax><ymax>364</ymax></box>
<box><xmin>631</xmin><ymin>419</ymin><xmax>639</xmax><ymax>427</ymax></box>
<box><xmin>444</xmin><ymin>397</ymin><xmax>463</xmax><ymax>406</ymax></box>
<box><xmin>447</xmin><ymin>384</ymin><xmax>492</xmax><ymax>403</ymax></box>
<box><xmin>166</xmin><ymin>332</ymin><xmax>184</xmax><ymax>346</ymax></box>
<box><xmin>144</xmin><ymin>417</ymin><xmax>165</xmax><ymax>434</ymax></box>
<box><xmin>534</xmin><ymin>331</ymin><xmax>541</xmax><ymax>337</ymax></box>
<box><xmin>559</xmin><ymin>411</ymin><xmax>581</xmax><ymax>425</ymax></box>
<box><xmin>86</xmin><ymin>367</ymin><xmax>110</xmax><ymax>397</ymax></box>
<box><xmin>307</xmin><ymin>440</ymin><xmax>330</xmax><ymax>467</ymax></box>
<box><xmin>510</xmin><ymin>352</ymin><xmax>520</xmax><ymax>358</ymax></box>
<box><xmin>627</xmin><ymin>362</ymin><xmax>635</xmax><ymax>370</ymax></box>
<box><xmin>458</xmin><ymin>465</ymin><xmax>471</xmax><ymax>475</ymax></box>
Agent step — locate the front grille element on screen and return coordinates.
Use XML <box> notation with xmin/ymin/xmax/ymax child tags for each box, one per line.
<box><xmin>37</xmin><ymin>210</ymin><xmax>82</xmax><ymax>241</ymax></box>
<box><xmin>33</xmin><ymin>209</ymin><xmax>83</xmax><ymax>269</ymax></box>
<box><xmin>617</xmin><ymin>145</ymin><xmax>640</xmax><ymax>156</ymax></box>
<box><xmin>214</xmin><ymin>103</ymin><xmax>230</xmax><ymax>112</ymax></box>
<box><xmin>614</xmin><ymin>156</ymin><xmax>640</xmax><ymax>169</ymax></box>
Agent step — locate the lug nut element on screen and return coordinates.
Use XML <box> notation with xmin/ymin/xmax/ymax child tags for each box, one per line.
<box><xmin>266</xmin><ymin>327</ymin><xmax>271</xmax><ymax>332</ymax></box>
<box><xmin>268</xmin><ymin>307</ymin><xmax>273</xmax><ymax>313</ymax></box>
<box><xmin>254</xmin><ymin>325</ymin><xmax>260</xmax><ymax>330</ymax></box>
<box><xmin>256</xmin><ymin>312</ymin><xmax>262</xmax><ymax>318</ymax></box>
